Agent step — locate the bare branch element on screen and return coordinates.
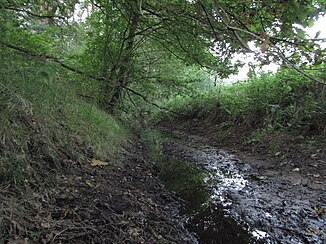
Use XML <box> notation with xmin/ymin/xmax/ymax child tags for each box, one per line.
<box><xmin>0</xmin><ymin>40</ymin><xmax>108</xmax><ymax>83</ymax></box>
<box><xmin>124</xmin><ymin>87</ymin><xmax>185</xmax><ymax>116</ymax></box>
<box><xmin>4</xmin><ymin>7</ymin><xmax>65</xmax><ymax>20</ymax></box>
<box><xmin>199</xmin><ymin>1</ymin><xmax>218</xmax><ymax>40</ymax></box>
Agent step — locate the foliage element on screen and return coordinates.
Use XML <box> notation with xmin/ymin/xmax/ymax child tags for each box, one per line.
<box><xmin>1</xmin><ymin>0</ymin><xmax>325</xmax><ymax>113</ymax></box>
<box><xmin>157</xmin><ymin>69</ymin><xmax>326</xmax><ymax>132</ymax></box>
<box><xmin>116</xmin><ymin>57</ymin><xmax>213</xmax><ymax>127</ymax></box>
<box><xmin>0</xmin><ymin>1</ymin><xmax>324</xmax><ymax>170</ymax></box>
<box><xmin>0</xmin><ymin>47</ymin><xmax>127</xmax><ymax>185</ymax></box>
<box><xmin>0</xmin><ymin>0</ymin><xmax>324</xmax><ymax>163</ymax></box>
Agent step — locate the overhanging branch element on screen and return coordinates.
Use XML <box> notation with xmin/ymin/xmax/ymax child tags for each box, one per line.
<box><xmin>0</xmin><ymin>40</ymin><xmax>107</xmax><ymax>83</ymax></box>
<box><xmin>4</xmin><ymin>7</ymin><xmax>66</xmax><ymax>20</ymax></box>
<box><xmin>124</xmin><ymin>87</ymin><xmax>186</xmax><ymax>116</ymax></box>
<box><xmin>205</xmin><ymin>2</ymin><xmax>325</xmax><ymax>84</ymax></box>
<box><xmin>0</xmin><ymin>40</ymin><xmax>185</xmax><ymax>115</ymax></box>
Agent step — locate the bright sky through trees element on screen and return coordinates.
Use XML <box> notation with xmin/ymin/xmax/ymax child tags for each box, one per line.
<box><xmin>73</xmin><ymin>1</ymin><xmax>324</xmax><ymax>85</ymax></box>
<box><xmin>227</xmin><ymin>16</ymin><xmax>326</xmax><ymax>82</ymax></box>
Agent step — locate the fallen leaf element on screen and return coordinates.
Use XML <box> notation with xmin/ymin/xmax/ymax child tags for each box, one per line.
<box><xmin>292</xmin><ymin>168</ymin><xmax>300</xmax><ymax>172</ymax></box>
<box><xmin>128</xmin><ymin>227</ymin><xmax>141</xmax><ymax>237</ymax></box>
<box><xmin>41</xmin><ymin>222</ymin><xmax>51</xmax><ymax>228</ymax></box>
<box><xmin>91</xmin><ymin>159</ymin><xmax>109</xmax><ymax>167</ymax></box>
<box><xmin>85</xmin><ymin>179</ymin><xmax>93</xmax><ymax>187</ymax></box>
<box><xmin>61</xmin><ymin>207</ymin><xmax>74</xmax><ymax>219</ymax></box>
<box><xmin>274</xmin><ymin>151</ymin><xmax>281</xmax><ymax>156</ymax></box>
<box><xmin>316</xmin><ymin>207</ymin><xmax>325</xmax><ymax>216</ymax></box>
<box><xmin>309</xmin><ymin>225</ymin><xmax>321</xmax><ymax>235</ymax></box>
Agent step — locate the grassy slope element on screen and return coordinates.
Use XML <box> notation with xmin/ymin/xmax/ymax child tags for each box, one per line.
<box><xmin>0</xmin><ymin>68</ymin><xmax>128</xmax><ymax>185</ymax></box>
<box><xmin>0</xmin><ymin>61</ymin><xmax>198</xmax><ymax>243</ymax></box>
<box><xmin>0</xmin><ymin>57</ymin><xmax>130</xmax><ymax>241</ymax></box>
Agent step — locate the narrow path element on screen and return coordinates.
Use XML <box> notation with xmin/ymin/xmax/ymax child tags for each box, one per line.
<box><xmin>155</xmin><ymin>128</ymin><xmax>326</xmax><ymax>243</ymax></box>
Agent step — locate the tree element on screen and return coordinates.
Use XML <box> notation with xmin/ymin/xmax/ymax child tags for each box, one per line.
<box><xmin>1</xmin><ymin>0</ymin><xmax>324</xmax><ymax>113</ymax></box>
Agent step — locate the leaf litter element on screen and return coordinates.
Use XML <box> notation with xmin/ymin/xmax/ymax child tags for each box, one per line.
<box><xmin>0</xmin><ymin>140</ymin><xmax>195</xmax><ymax>243</ymax></box>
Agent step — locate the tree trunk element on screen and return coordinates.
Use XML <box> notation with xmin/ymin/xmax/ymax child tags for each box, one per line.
<box><xmin>107</xmin><ymin>4</ymin><xmax>140</xmax><ymax>114</ymax></box>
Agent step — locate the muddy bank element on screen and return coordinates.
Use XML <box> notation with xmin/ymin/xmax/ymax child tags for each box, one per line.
<box><xmin>160</xmin><ymin>117</ymin><xmax>326</xmax><ymax>188</ymax></box>
<box><xmin>154</xmin><ymin>127</ymin><xmax>326</xmax><ymax>243</ymax></box>
<box><xmin>0</xmin><ymin>139</ymin><xmax>195</xmax><ymax>243</ymax></box>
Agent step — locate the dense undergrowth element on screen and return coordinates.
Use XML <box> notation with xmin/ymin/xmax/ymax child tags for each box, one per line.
<box><xmin>156</xmin><ymin>69</ymin><xmax>325</xmax><ymax>134</ymax></box>
<box><xmin>0</xmin><ymin>50</ymin><xmax>128</xmax><ymax>186</ymax></box>
<box><xmin>154</xmin><ymin>69</ymin><xmax>325</xmax><ymax>160</ymax></box>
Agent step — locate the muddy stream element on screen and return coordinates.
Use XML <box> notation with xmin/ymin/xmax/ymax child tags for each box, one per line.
<box><xmin>142</xmin><ymin>129</ymin><xmax>326</xmax><ymax>243</ymax></box>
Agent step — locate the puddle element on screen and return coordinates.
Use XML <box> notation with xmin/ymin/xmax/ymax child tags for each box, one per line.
<box><xmin>142</xmin><ymin>129</ymin><xmax>326</xmax><ymax>244</ymax></box>
<box><xmin>152</xmin><ymin>150</ymin><xmax>254</xmax><ymax>243</ymax></box>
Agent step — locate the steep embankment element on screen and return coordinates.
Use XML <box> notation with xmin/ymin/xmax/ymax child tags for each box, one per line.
<box><xmin>0</xmin><ymin>72</ymin><xmax>192</xmax><ymax>243</ymax></box>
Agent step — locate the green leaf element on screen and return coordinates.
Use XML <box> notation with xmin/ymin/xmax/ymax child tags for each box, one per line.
<box><xmin>307</xmin><ymin>18</ymin><xmax>315</xmax><ymax>27</ymax></box>
<box><xmin>296</xmin><ymin>28</ymin><xmax>306</xmax><ymax>39</ymax></box>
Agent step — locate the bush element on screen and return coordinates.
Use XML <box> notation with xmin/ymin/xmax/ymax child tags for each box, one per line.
<box><xmin>157</xmin><ymin>69</ymin><xmax>325</xmax><ymax>132</ymax></box>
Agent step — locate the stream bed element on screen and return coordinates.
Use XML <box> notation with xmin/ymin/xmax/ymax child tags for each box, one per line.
<box><xmin>143</xmin><ymin>129</ymin><xmax>326</xmax><ymax>243</ymax></box>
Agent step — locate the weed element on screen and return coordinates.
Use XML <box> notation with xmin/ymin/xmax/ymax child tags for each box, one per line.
<box><xmin>268</xmin><ymin>140</ymin><xmax>282</xmax><ymax>157</ymax></box>
<box><xmin>243</xmin><ymin>128</ymin><xmax>269</xmax><ymax>145</ymax></box>
<box><xmin>157</xmin><ymin>69</ymin><xmax>325</xmax><ymax>134</ymax></box>
<box><xmin>0</xmin><ymin>48</ymin><xmax>128</xmax><ymax>186</ymax></box>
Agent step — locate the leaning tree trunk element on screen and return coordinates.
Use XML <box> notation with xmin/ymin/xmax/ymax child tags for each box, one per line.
<box><xmin>107</xmin><ymin>4</ymin><xmax>140</xmax><ymax>114</ymax></box>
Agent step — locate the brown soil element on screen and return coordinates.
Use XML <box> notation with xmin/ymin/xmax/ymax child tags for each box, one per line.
<box><xmin>156</xmin><ymin>114</ymin><xmax>325</xmax><ymax>243</ymax></box>
<box><xmin>160</xmin><ymin>116</ymin><xmax>326</xmax><ymax>191</ymax></box>
<box><xmin>1</xmin><ymin>112</ymin><xmax>324</xmax><ymax>244</ymax></box>
<box><xmin>0</xmin><ymin>140</ymin><xmax>194</xmax><ymax>243</ymax></box>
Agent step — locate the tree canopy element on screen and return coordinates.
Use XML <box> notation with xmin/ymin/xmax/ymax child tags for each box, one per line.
<box><xmin>1</xmin><ymin>0</ymin><xmax>325</xmax><ymax>112</ymax></box>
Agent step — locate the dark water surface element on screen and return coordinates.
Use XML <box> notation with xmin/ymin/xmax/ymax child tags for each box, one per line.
<box><xmin>142</xmin><ymin>129</ymin><xmax>326</xmax><ymax>244</ymax></box>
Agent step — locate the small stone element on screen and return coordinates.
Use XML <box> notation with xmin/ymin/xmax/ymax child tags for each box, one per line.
<box><xmin>275</xmin><ymin>151</ymin><xmax>281</xmax><ymax>156</ymax></box>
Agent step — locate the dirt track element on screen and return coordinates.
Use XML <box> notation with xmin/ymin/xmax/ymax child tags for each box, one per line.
<box><xmin>157</xmin><ymin>127</ymin><xmax>326</xmax><ymax>243</ymax></box>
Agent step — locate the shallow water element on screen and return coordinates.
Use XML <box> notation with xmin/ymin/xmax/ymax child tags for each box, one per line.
<box><xmin>143</xmin><ymin>129</ymin><xmax>326</xmax><ymax>243</ymax></box>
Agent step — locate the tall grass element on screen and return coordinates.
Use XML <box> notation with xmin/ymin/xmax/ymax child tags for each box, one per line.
<box><xmin>156</xmin><ymin>69</ymin><xmax>325</xmax><ymax>132</ymax></box>
<box><xmin>0</xmin><ymin>48</ymin><xmax>128</xmax><ymax>185</ymax></box>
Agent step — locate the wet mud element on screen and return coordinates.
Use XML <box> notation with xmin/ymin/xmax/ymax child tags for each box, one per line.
<box><xmin>151</xmin><ymin>129</ymin><xmax>326</xmax><ymax>243</ymax></box>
